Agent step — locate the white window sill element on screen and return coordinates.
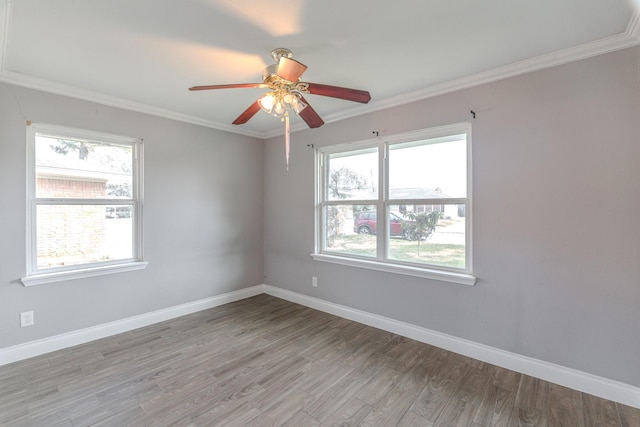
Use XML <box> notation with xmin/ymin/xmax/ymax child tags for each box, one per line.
<box><xmin>311</xmin><ymin>253</ymin><xmax>476</xmax><ymax>286</ymax></box>
<box><xmin>21</xmin><ymin>261</ymin><xmax>149</xmax><ymax>286</ymax></box>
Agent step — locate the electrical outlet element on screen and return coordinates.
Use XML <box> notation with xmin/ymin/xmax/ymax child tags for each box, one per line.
<box><xmin>20</xmin><ymin>311</ymin><xmax>34</xmax><ymax>327</ymax></box>
<box><xmin>312</xmin><ymin>277</ymin><xmax>318</xmax><ymax>287</ymax></box>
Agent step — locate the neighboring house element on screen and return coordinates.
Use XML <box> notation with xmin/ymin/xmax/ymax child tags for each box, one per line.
<box><xmin>35</xmin><ymin>168</ymin><xmax>107</xmax><ymax>269</ymax></box>
<box><xmin>390</xmin><ymin>187</ymin><xmax>464</xmax><ymax>218</ymax></box>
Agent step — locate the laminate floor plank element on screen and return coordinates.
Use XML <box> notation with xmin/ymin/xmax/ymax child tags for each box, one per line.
<box><xmin>383</xmin><ymin>339</ymin><xmax>431</xmax><ymax>374</ymax></box>
<box><xmin>304</xmin><ymin>371</ymin><xmax>368</xmax><ymax>422</ymax></box>
<box><xmin>298</xmin><ymin>358</ymin><xmax>356</xmax><ymax>396</ymax></box>
<box><xmin>354</xmin><ymin>366</ymin><xmax>402</xmax><ymax>405</ymax></box>
<box><xmin>47</xmin><ymin>347</ymin><xmax>105</xmax><ymax>368</ymax></box>
<box><xmin>547</xmin><ymin>383</ymin><xmax>585</xmax><ymax>427</ymax></box>
<box><xmin>341</xmin><ymin>340</ymin><xmax>388</xmax><ymax>372</ymax></box>
<box><xmin>513</xmin><ymin>374</ymin><xmax>550</xmax><ymax>426</ymax></box>
<box><xmin>25</xmin><ymin>384</ymin><xmax>98</xmax><ymax>420</ymax></box>
<box><xmin>396</xmin><ymin>408</ymin><xmax>435</xmax><ymax>427</ymax></box>
<box><xmin>348</xmin><ymin>348</ymin><xmax>393</xmax><ymax>380</ymax></box>
<box><xmin>410</xmin><ymin>359</ymin><xmax>472</xmax><ymax>422</ymax></box>
<box><xmin>473</xmin><ymin>384</ymin><xmax>517</xmax><ymax>427</ymax></box>
<box><xmin>250</xmin><ymin>376</ymin><xmax>313</xmax><ymax>418</ymax></box>
<box><xmin>27</xmin><ymin>393</ymin><xmax>103</xmax><ymax>426</ymax></box>
<box><xmin>618</xmin><ymin>402</ymin><xmax>640</xmax><ymax>427</ymax></box>
<box><xmin>280</xmin><ymin>410</ymin><xmax>321</xmax><ymax>427</ymax></box>
<box><xmin>253</xmin><ymin>354</ymin><xmax>308</xmax><ymax>389</ymax></box>
<box><xmin>489</xmin><ymin>364</ymin><xmax>522</xmax><ymax>393</ymax></box>
<box><xmin>396</xmin><ymin>352</ymin><xmax>443</xmax><ymax>393</ymax></box>
<box><xmin>1</xmin><ymin>294</ymin><xmax>638</xmax><ymax>426</ymax></box>
<box><xmin>510</xmin><ymin>405</ymin><xmax>547</xmax><ymax>427</ymax></box>
<box><xmin>360</xmin><ymin>386</ymin><xmax>417</xmax><ymax>426</ymax></box>
<box><xmin>0</xmin><ymin>406</ymin><xmax>29</xmax><ymax>426</ymax></box>
<box><xmin>318</xmin><ymin>396</ymin><xmax>373</xmax><ymax>426</ymax></box>
<box><xmin>582</xmin><ymin>392</ymin><xmax>622</xmax><ymax>427</ymax></box>
<box><xmin>190</xmin><ymin>398</ymin><xmax>262</xmax><ymax>427</ymax></box>
<box><xmin>434</xmin><ymin>398</ymin><xmax>478</xmax><ymax>427</ymax></box>
<box><xmin>456</xmin><ymin>366</ymin><xmax>493</xmax><ymax>407</ymax></box>
<box><xmin>71</xmin><ymin>403</ymin><xmax>147</xmax><ymax>427</ymax></box>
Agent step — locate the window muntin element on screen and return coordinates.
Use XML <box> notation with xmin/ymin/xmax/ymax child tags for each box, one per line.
<box><xmin>27</xmin><ymin>124</ymin><xmax>143</xmax><ymax>276</ymax></box>
<box><xmin>317</xmin><ymin>124</ymin><xmax>471</xmax><ymax>276</ymax></box>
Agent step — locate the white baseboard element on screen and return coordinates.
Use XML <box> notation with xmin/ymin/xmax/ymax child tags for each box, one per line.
<box><xmin>0</xmin><ymin>285</ymin><xmax>264</xmax><ymax>367</ymax></box>
<box><xmin>2</xmin><ymin>283</ymin><xmax>638</xmax><ymax>409</ymax></box>
<box><xmin>262</xmin><ymin>285</ymin><xmax>640</xmax><ymax>409</ymax></box>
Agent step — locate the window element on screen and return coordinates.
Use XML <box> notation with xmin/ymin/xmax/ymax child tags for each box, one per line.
<box><xmin>313</xmin><ymin>123</ymin><xmax>475</xmax><ymax>285</ymax></box>
<box><xmin>22</xmin><ymin>124</ymin><xmax>146</xmax><ymax>286</ymax></box>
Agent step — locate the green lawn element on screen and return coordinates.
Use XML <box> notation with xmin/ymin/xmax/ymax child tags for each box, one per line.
<box><xmin>326</xmin><ymin>234</ymin><xmax>465</xmax><ymax>268</ymax></box>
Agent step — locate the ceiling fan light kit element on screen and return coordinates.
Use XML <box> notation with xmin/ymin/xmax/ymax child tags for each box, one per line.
<box><xmin>257</xmin><ymin>89</ymin><xmax>307</xmax><ymax>116</ymax></box>
<box><xmin>189</xmin><ymin>48</ymin><xmax>371</xmax><ymax>168</ymax></box>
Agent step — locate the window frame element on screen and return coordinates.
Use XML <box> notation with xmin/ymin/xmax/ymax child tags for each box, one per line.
<box><xmin>21</xmin><ymin>123</ymin><xmax>147</xmax><ymax>286</ymax></box>
<box><xmin>312</xmin><ymin>123</ymin><xmax>476</xmax><ymax>286</ymax></box>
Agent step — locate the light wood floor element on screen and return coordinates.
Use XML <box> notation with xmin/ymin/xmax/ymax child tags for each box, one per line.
<box><xmin>1</xmin><ymin>294</ymin><xmax>638</xmax><ymax>426</ymax></box>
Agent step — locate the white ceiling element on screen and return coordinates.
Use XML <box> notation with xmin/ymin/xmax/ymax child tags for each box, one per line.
<box><xmin>1</xmin><ymin>0</ymin><xmax>638</xmax><ymax>138</ymax></box>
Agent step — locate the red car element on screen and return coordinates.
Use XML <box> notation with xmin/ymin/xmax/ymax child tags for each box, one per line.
<box><xmin>353</xmin><ymin>211</ymin><xmax>406</xmax><ymax>237</ymax></box>
<box><xmin>354</xmin><ymin>210</ymin><xmax>434</xmax><ymax>240</ymax></box>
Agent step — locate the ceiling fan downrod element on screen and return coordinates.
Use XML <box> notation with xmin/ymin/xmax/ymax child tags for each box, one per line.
<box><xmin>270</xmin><ymin>48</ymin><xmax>294</xmax><ymax>62</ymax></box>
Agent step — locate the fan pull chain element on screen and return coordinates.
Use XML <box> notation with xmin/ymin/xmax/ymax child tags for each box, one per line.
<box><xmin>284</xmin><ymin>114</ymin><xmax>290</xmax><ymax>171</ymax></box>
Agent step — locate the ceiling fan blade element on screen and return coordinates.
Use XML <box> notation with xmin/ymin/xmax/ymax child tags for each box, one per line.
<box><xmin>298</xmin><ymin>97</ymin><xmax>324</xmax><ymax>128</ymax></box>
<box><xmin>306</xmin><ymin>83</ymin><xmax>371</xmax><ymax>103</ymax></box>
<box><xmin>277</xmin><ymin>57</ymin><xmax>307</xmax><ymax>82</ymax></box>
<box><xmin>232</xmin><ymin>101</ymin><xmax>261</xmax><ymax>125</ymax></box>
<box><xmin>189</xmin><ymin>83</ymin><xmax>266</xmax><ymax>91</ymax></box>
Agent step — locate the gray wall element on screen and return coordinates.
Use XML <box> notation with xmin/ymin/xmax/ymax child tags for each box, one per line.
<box><xmin>0</xmin><ymin>83</ymin><xmax>264</xmax><ymax>348</ymax></box>
<box><xmin>263</xmin><ymin>46</ymin><xmax>640</xmax><ymax>387</ymax></box>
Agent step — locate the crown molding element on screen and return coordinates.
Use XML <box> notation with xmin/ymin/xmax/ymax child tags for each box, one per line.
<box><xmin>2</xmin><ymin>7</ymin><xmax>639</xmax><ymax>141</ymax></box>
<box><xmin>0</xmin><ymin>70</ymin><xmax>265</xmax><ymax>138</ymax></box>
<box><xmin>628</xmin><ymin>8</ymin><xmax>640</xmax><ymax>41</ymax></box>
<box><xmin>273</xmin><ymin>11</ymin><xmax>640</xmax><ymax>139</ymax></box>
<box><xmin>358</xmin><ymin>16</ymin><xmax>640</xmax><ymax>119</ymax></box>
<box><xmin>0</xmin><ymin>0</ymin><xmax>10</xmax><ymax>72</ymax></box>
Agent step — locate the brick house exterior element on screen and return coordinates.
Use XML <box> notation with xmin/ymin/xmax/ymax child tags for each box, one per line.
<box><xmin>36</xmin><ymin>173</ymin><xmax>107</xmax><ymax>269</ymax></box>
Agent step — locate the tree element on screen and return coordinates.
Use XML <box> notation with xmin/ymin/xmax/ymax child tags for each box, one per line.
<box><xmin>326</xmin><ymin>206</ymin><xmax>345</xmax><ymax>246</ymax></box>
<box><xmin>328</xmin><ymin>166</ymin><xmax>369</xmax><ymax>199</ymax></box>
<box><xmin>106</xmin><ymin>182</ymin><xmax>132</xmax><ymax>198</ymax></box>
<box><xmin>326</xmin><ymin>167</ymin><xmax>370</xmax><ymax>244</ymax></box>
<box><xmin>48</xmin><ymin>139</ymin><xmax>132</xmax><ymax>175</ymax></box>
<box><xmin>402</xmin><ymin>210</ymin><xmax>440</xmax><ymax>255</ymax></box>
<box><xmin>50</xmin><ymin>139</ymin><xmax>91</xmax><ymax>160</ymax></box>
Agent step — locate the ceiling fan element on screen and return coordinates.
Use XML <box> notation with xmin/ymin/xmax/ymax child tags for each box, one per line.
<box><xmin>189</xmin><ymin>48</ymin><xmax>371</xmax><ymax>129</ymax></box>
<box><xmin>189</xmin><ymin>48</ymin><xmax>371</xmax><ymax>169</ymax></box>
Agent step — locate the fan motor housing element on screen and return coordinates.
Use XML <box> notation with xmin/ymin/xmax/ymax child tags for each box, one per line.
<box><xmin>263</xmin><ymin>64</ymin><xmax>298</xmax><ymax>86</ymax></box>
<box><xmin>262</xmin><ymin>64</ymin><xmax>279</xmax><ymax>82</ymax></box>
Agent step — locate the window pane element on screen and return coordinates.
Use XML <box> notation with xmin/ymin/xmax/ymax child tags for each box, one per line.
<box><xmin>324</xmin><ymin>204</ymin><xmax>376</xmax><ymax>257</ymax></box>
<box><xmin>387</xmin><ymin>204</ymin><xmax>466</xmax><ymax>268</ymax></box>
<box><xmin>327</xmin><ymin>148</ymin><xmax>378</xmax><ymax>201</ymax></box>
<box><xmin>36</xmin><ymin>204</ymin><xmax>133</xmax><ymax>269</ymax></box>
<box><xmin>35</xmin><ymin>134</ymin><xmax>133</xmax><ymax>199</ymax></box>
<box><xmin>389</xmin><ymin>135</ymin><xmax>466</xmax><ymax>199</ymax></box>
